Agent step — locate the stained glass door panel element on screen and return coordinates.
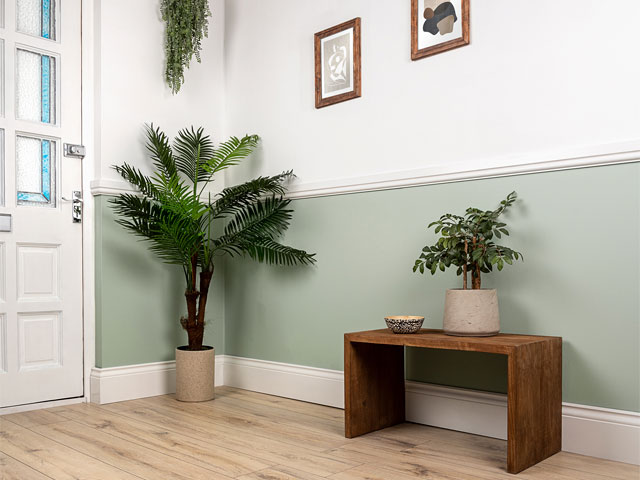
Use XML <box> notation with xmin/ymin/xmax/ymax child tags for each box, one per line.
<box><xmin>17</xmin><ymin>0</ymin><xmax>57</xmax><ymax>40</ymax></box>
<box><xmin>0</xmin><ymin>0</ymin><xmax>83</xmax><ymax>408</ymax></box>
<box><xmin>16</xmin><ymin>47</ymin><xmax>57</xmax><ymax>124</ymax></box>
<box><xmin>16</xmin><ymin>135</ymin><xmax>55</xmax><ymax>206</ymax></box>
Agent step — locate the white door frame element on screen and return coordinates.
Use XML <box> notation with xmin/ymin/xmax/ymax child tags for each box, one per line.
<box><xmin>81</xmin><ymin>0</ymin><xmax>97</xmax><ymax>404</ymax></box>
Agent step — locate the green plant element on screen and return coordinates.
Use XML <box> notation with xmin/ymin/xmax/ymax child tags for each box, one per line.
<box><xmin>413</xmin><ymin>192</ymin><xmax>523</xmax><ymax>289</ymax></box>
<box><xmin>161</xmin><ymin>0</ymin><xmax>211</xmax><ymax>94</ymax></box>
<box><xmin>111</xmin><ymin>125</ymin><xmax>315</xmax><ymax>350</ymax></box>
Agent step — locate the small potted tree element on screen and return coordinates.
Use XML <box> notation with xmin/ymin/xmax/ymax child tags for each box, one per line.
<box><xmin>111</xmin><ymin>125</ymin><xmax>315</xmax><ymax>401</ymax></box>
<box><xmin>413</xmin><ymin>192</ymin><xmax>522</xmax><ymax>336</ymax></box>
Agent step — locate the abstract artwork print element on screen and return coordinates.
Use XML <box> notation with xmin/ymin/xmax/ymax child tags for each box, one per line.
<box><xmin>314</xmin><ymin>18</ymin><xmax>361</xmax><ymax>108</ymax></box>
<box><xmin>411</xmin><ymin>0</ymin><xmax>469</xmax><ymax>60</ymax></box>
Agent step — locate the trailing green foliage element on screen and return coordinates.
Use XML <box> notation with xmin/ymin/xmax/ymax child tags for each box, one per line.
<box><xmin>111</xmin><ymin>125</ymin><xmax>315</xmax><ymax>349</ymax></box>
<box><xmin>160</xmin><ymin>0</ymin><xmax>212</xmax><ymax>94</ymax></box>
<box><xmin>413</xmin><ymin>192</ymin><xmax>523</xmax><ymax>289</ymax></box>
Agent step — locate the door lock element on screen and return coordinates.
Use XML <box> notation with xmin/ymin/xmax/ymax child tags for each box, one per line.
<box><xmin>62</xmin><ymin>191</ymin><xmax>83</xmax><ymax>223</ymax></box>
<box><xmin>64</xmin><ymin>143</ymin><xmax>86</xmax><ymax>158</ymax></box>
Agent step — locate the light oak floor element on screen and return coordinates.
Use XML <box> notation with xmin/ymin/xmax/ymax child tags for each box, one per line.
<box><xmin>1</xmin><ymin>387</ymin><xmax>638</xmax><ymax>480</ymax></box>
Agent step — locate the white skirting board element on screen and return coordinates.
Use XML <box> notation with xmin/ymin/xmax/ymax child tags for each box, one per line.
<box><xmin>90</xmin><ymin>359</ymin><xmax>225</xmax><ymax>405</ymax></box>
<box><xmin>89</xmin><ymin>354</ymin><xmax>640</xmax><ymax>465</ymax></box>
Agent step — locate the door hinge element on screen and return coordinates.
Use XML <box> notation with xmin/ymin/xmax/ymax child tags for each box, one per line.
<box><xmin>64</xmin><ymin>143</ymin><xmax>86</xmax><ymax>159</ymax></box>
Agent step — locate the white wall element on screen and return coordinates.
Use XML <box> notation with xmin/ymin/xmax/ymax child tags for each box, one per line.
<box><xmin>223</xmin><ymin>0</ymin><xmax>640</xmax><ymax>187</ymax></box>
<box><xmin>93</xmin><ymin>0</ymin><xmax>226</xmax><ymax>186</ymax></box>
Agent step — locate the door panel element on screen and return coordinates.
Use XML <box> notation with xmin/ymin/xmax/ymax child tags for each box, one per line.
<box><xmin>0</xmin><ymin>0</ymin><xmax>83</xmax><ymax>408</ymax></box>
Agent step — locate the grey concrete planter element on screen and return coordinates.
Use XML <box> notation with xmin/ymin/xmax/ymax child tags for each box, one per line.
<box><xmin>443</xmin><ymin>289</ymin><xmax>500</xmax><ymax>336</ymax></box>
<box><xmin>175</xmin><ymin>346</ymin><xmax>215</xmax><ymax>402</ymax></box>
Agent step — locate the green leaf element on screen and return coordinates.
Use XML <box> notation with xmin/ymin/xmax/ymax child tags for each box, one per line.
<box><xmin>204</xmin><ymin>134</ymin><xmax>260</xmax><ymax>175</ymax></box>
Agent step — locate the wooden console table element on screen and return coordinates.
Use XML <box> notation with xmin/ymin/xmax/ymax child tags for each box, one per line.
<box><xmin>344</xmin><ymin>329</ymin><xmax>562</xmax><ymax>474</ymax></box>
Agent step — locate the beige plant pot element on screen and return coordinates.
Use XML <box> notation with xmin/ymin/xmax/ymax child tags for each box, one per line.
<box><xmin>175</xmin><ymin>346</ymin><xmax>215</xmax><ymax>402</ymax></box>
<box><xmin>443</xmin><ymin>289</ymin><xmax>500</xmax><ymax>337</ymax></box>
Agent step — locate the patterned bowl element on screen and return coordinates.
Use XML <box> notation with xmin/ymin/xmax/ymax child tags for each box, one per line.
<box><xmin>384</xmin><ymin>316</ymin><xmax>425</xmax><ymax>334</ymax></box>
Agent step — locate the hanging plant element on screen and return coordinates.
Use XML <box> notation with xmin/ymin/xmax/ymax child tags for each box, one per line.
<box><xmin>160</xmin><ymin>0</ymin><xmax>212</xmax><ymax>94</ymax></box>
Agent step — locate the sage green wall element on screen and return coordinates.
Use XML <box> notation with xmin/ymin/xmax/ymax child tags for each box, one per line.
<box><xmin>95</xmin><ymin>196</ymin><xmax>225</xmax><ymax>368</ymax></box>
<box><xmin>224</xmin><ymin>164</ymin><xmax>640</xmax><ymax>412</ymax></box>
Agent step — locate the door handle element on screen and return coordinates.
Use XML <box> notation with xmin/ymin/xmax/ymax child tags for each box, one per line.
<box><xmin>61</xmin><ymin>191</ymin><xmax>83</xmax><ymax>223</ymax></box>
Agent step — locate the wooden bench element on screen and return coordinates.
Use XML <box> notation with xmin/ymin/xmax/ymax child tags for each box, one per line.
<box><xmin>344</xmin><ymin>328</ymin><xmax>562</xmax><ymax>474</ymax></box>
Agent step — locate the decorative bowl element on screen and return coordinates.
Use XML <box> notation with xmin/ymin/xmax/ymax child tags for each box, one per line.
<box><xmin>384</xmin><ymin>316</ymin><xmax>424</xmax><ymax>334</ymax></box>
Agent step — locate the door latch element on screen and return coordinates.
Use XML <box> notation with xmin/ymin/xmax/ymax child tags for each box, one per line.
<box><xmin>64</xmin><ymin>143</ymin><xmax>86</xmax><ymax>159</ymax></box>
<box><xmin>62</xmin><ymin>191</ymin><xmax>83</xmax><ymax>223</ymax></box>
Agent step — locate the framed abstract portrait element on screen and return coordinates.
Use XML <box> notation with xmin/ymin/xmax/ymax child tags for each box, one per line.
<box><xmin>314</xmin><ymin>18</ymin><xmax>361</xmax><ymax>108</ymax></box>
<box><xmin>411</xmin><ymin>0</ymin><xmax>469</xmax><ymax>60</ymax></box>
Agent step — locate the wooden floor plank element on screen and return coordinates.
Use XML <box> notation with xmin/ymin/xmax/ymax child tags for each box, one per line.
<box><xmin>0</xmin><ymin>419</ymin><xmax>141</xmax><ymax>480</ymax></box>
<box><xmin>31</xmin><ymin>421</ymin><xmax>234</xmax><ymax>480</ymax></box>
<box><xmin>542</xmin><ymin>452</ymin><xmax>639</xmax><ymax>480</ymax></box>
<box><xmin>3</xmin><ymin>410</ymin><xmax>69</xmax><ymax>429</ymax></box>
<box><xmin>219</xmin><ymin>386</ymin><xmax>343</xmax><ymax>422</ymax></box>
<box><xmin>137</xmin><ymin>394</ymin><xmax>347</xmax><ymax>451</ymax></box>
<box><xmin>329</xmin><ymin>463</ymin><xmax>443</xmax><ymax>480</ymax></box>
<box><xmin>101</xmin><ymin>400</ymin><xmax>360</xmax><ymax>477</ymax></box>
<box><xmin>0</xmin><ymin>452</ymin><xmax>53</xmax><ymax>480</ymax></box>
<box><xmin>53</xmin><ymin>403</ymin><xmax>273</xmax><ymax>478</ymax></box>
<box><xmin>205</xmin><ymin>390</ymin><xmax>344</xmax><ymax>433</ymax></box>
<box><xmin>327</xmin><ymin>442</ymin><xmax>512</xmax><ymax>480</ymax></box>
<box><xmin>236</xmin><ymin>465</ymin><xmax>328</xmax><ymax>480</ymax></box>
<box><xmin>2</xmin><ymin>388</ymin><xmax>636</xmax><ymax>480</ymax></box>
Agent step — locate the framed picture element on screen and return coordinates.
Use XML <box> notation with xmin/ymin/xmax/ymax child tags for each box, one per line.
<box><xmin>314</xmin><ymin>18</ymin><xmax>361</xmax><ymax>109</ymax></box>
<box><xmin>411</xmin><ymin>0</ymin><xmax>469</xmax><ymax>60</ymax></box>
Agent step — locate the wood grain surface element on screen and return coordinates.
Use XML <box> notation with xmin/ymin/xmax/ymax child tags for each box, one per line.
<box><xmin>0</xmin><ymin>386</ymin><xmax>636</xmax><ymax>479</ymax></box>
<box><xmin>344</xmin><ymin>329</ymin><xmax>563</xmax><ymax>473</ymax></box>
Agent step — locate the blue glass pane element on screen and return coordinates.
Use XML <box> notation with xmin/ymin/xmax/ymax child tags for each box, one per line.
<box><xmin>16</xmin><ymin>136</ymin><xmax>55</xmax><ymax>207</ymax></box>
<box><xmin>41</xmin><ymin>140</ymin><xmax>50</xmax><ymax>200</ymax></box>
<box><xmin>42</xmin><ymin>0</ymin><xmax>51</xmax><ymax>39</ymax></box>
<box><xmin>16</xmin><ymin>49</ymin><xmax>56</xmax><ymax>124</ymax></box>
<box><xmin>17</xmin><ymin>0</ymin><xmax>56</xmax><ymax>40</ymax></box>
<box><xmin>41</xmin><ymin>55</ymin><xmax>50</xmax><ymax>123</ymax></box>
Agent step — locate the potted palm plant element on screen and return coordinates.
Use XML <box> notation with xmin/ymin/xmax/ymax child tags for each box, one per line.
<box><xmin>111</xmin><ymin>125</ymin><xmax>315</xmax><ymax>401</ymax></box>
<box><xmin>413</xmin><ymin>192</ymin><xmax>522</xmax><ymax>336</ymax></box>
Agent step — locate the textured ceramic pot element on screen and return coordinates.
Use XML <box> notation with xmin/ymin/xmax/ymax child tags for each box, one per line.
<box><xmin>443</xmin><ymin>289</ymin><xmax>499</xmax><ymax>336</ymax></box>
<box><xmin>175</xmin><ymin>346</ymin><xmax>215</xmax><ymax>402</ymax></box>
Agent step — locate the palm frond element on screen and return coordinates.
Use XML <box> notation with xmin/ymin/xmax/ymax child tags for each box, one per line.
<box><xmin>110</xmin><ymin>194</ymin><xmax>202</xmax><ymax>283</ymax></box>
<box><xmin>173</xmin><ymin>126</ymin><xmax>215</xmax><ymax>185</ymax></box>
<box><xmin>113</xmin><ymin>163</ymin><xmax>160</xmax><ymax>199</ymax></box>
<box><xmin>145</xmin><ymin>124</ymin><xmax>178</xmax><ymax>179</ymax></box>
<box><xmin>223</xmin><ymin>196</ymin><xmax>292</xmax><ymax>240</ymax></box>
<box><xmin>211</xmin><ymin>171</ymin><xmax>293</xmax><ymax>218</ymax></box>
<box><xmin>111</xmin><ymin>125</ymin><xmax>314</xmax><ymax>287</ymax></box>
<box><xmin>241</xmin><ymin>238</ymin><xmax>316</xmax><ymax>266</ymax></box>
<box><xmin>204</xmin><ymin>134</ymin><xmax>260</xmax><ymax>175</ymax></box>
<box><xmin>147</xmin><ymin>215</ymin><xmax>203</xmax><ymax>267</ymax></box>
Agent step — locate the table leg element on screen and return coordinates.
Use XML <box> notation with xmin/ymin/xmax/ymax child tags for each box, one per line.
<box><xmin>507</xmin><ymin>338</ymin><xmax>562</xmax><ymax>473</ymax></box>
<box><xmin>344</xmin><ymin>339</ymin><xmax>405</xmax><ymax>438</ymax></box>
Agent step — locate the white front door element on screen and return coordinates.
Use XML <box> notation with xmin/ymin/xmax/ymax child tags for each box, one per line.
<box><xmin>0</xmin><ymin>0</ymin><xmax>83</xmax><ymax>407</ymax></box>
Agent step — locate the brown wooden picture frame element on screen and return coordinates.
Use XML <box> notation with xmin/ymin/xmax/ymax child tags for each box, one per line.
<box><xmin>314</xmin><ymin>18</ymin><xmax>361</xmax><ymax>109</ymax></box>
<box><xmin>411</xmin><ymin>0</ymin><xmax>469</xmax><ymax>60</ymax></box>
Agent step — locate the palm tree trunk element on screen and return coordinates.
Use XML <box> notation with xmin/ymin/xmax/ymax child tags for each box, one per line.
<box><xmin>181</xmin><ymin>268</ymin><xmax>214</xmax><ymax>351</ymax></box>
<box><xmin>183</xmin><ymin>290</ymin><xmax>201</xmax><ymax>350</ymax></box>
